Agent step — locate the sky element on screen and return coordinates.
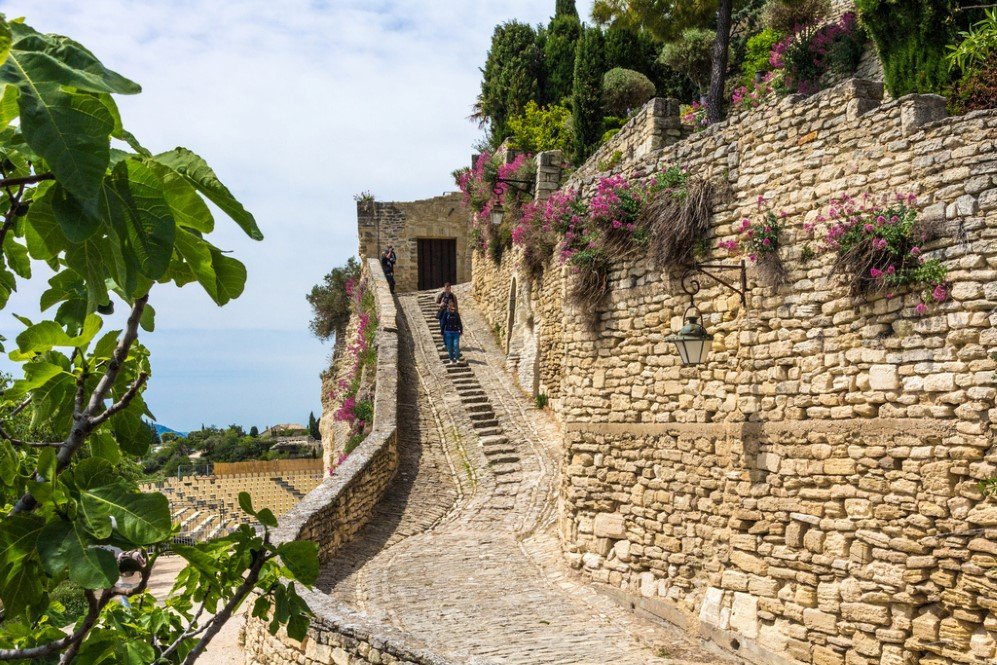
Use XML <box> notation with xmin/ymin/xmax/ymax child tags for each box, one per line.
<box><xmin>0</xmin><ymin>0</ymin><xmax>593</xmax><ymax>432</ymax></box>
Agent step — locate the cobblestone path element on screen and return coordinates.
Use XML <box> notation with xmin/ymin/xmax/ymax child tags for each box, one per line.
<box><xmin>317</xmin><ymin>288</ymin><xmax>737</xmax><ymax>665</ymax></box>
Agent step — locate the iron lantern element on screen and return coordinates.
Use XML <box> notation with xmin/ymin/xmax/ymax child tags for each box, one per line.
<box><xmin>490</xmin><ymin>203</ymin><xmax>504</xmax><ymax>226</ymax></box>
<box><xmin>665</xmin><ymin>306</ymin><xmax>714</xmax><ymax>366</ymax></box>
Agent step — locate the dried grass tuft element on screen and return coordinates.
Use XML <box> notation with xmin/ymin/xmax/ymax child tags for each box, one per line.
<box><xmin>642</xmin><ymin>178</ymin><xmax>716</xmax><ymax>270</ymax></box>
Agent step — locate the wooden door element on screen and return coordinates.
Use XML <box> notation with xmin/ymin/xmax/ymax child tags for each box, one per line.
<box><xmin>417</xmin><ymin>239</ymin><xmax>457</xmax><ymax>290</ymax></box>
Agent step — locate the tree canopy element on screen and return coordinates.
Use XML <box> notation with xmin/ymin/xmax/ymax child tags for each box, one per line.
<box><xmin>0</xmin><ymin>12</ymin><xmax>316</xmax><ymax>663</ymax></box>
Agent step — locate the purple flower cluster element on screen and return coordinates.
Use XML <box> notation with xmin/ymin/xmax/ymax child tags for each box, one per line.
<box><xmin>806</xmin><ymin>193</ymin><xmax>948</xmax><ymax>314</ymax></box>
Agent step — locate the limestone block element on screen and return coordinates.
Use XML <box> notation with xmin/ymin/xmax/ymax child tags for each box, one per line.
<box><xmin>593</xmin><ymin>512</ymin><xmax>627</xmax><ymax>539</ymax></box>
<box><xmin>699</xmin><ymin>586</ymin><xmax>725</xmax><ymax>627</ymax></box>
<box><xmin>868</xmin><ymin>365</ymin><xmax>899</xmax><ymax>391</ymax></box>
<box><xmin>841</xmin><ymin>602</ymin><xmax>890</xmax><ymax>625</ymax></box>
<box><xmin>812</xmin><ymin>645</ymin><xmax>845</xmax><ymax>665</ymax></box>
<box><xmin>730</xmin><ymin>592</ymin><xmax>760</xmax><ymax>639</ymax></box>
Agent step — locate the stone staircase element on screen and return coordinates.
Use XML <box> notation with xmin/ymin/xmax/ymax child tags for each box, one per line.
<box><xmin>416</xmin><ymin>294</ymin><xmax>522</xmax><ymax>489</ymax></box>
<box><xmin>272</xmin><ymin>476</ymin><xmax>305</xmax><ymax>500</ymax></box>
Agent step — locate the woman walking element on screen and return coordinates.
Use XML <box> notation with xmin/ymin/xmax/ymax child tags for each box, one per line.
<box><xmin>440</xmin><ymin>300</ymin><xmax>463</xmax><ymax>365</ymax></box>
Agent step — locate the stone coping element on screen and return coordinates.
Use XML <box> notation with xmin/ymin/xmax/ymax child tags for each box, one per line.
<box><xmin>256</xmin><ymin>257</ymin><xmax>457</xmax><ymax>665</ymax></box>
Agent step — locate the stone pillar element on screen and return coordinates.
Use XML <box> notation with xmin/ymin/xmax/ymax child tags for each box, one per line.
<box><xmin>534</xmin><ymin>150</ymin><xmax>564</xmax><ymax>203</ymax></box>
<box><xmin>648</xmin><ymin>98</ymin><xmax>684</xmax><ymax>153</ymax></box>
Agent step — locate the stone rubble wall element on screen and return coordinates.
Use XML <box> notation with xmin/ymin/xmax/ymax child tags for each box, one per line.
<box><xmin>471</xmin><ymin>80</ymin><xmax>997</xmax><ymax>665</ymax></box>
<box><xmin>245</xmin><ymin>258</ymin><xmax>455</xmax><ymax>665</ymax></box>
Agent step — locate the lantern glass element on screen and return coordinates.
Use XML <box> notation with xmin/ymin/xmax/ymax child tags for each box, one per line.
<box><xmin>665</xmin><ymin>313</ymin><xmax>713</xmax><ymax>366</ymax></box>
<box><xmin>490</xmin><ymin>205</ymin><xmax>504</xmax><ymax>226</ymax></box>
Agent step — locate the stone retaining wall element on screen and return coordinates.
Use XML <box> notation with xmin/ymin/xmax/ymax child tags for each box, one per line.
<box><xmin>245</xmin><ymin>258</ymin><xmax>455</xmax><ymax>665</ymax></box>
<box><xmin>471</xmin><ymin>80</ymin><xmax>997</xmax><ymax>665</ymax></box>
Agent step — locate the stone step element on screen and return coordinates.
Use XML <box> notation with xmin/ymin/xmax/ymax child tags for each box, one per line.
<box><xmin>479</xmin><ymin>435</ymin><xmax>509</xmax><ymax>446</ymax></box>
<box><xmin>461</xmin><ymin>394</ymin><xmax>489</xmax><ymax>404</ymax></box>
<box><xmin>472</xmin><ymin>418</ymin><xmax>499</xmax><ymax>429</ymax></box>
<box><xmin>491</xmin><ymin>462</ymin><xmax>521</xmax><ymax>475</ymax></box>
<box><xmin>487</xmin><ymin>452</ymin><xmax>520</xmax><ymax>465</ymax></box>
<box><xmin>465</xmin><ymin>402</ymin><xmax>492</xmax><ymax>414</ymax></box>
<box><xmin>468</xmin><ymin>411</ymin><xmax>495</xmax><ymax>422</ymax></box>
<box><xmin>476</xmin><ymin>426</ymin><xmax>503</xmax><ymax>437</ymax></box>
<box><xmin>494</xmin><ymin>474</ymin><xmax>521</xmax><ymax>485</ymax></box>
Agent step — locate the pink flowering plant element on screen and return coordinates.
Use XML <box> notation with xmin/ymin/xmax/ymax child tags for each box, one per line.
<box><xmin>331</xmin><ymin>276</ymin><xmax>379</xmax><ymax>458</ymax></box>
<box><xmin>807</xmin><ymin>193</ymin><xmax>948</xmax><ymax>313</ymax></box>
<box><xmin>730</xmin><ymin>71</ymin><xmax>782</xmax><ymax>113</ymax></box>
<box><xmin>680</xmin><ymin>101</ymin><xmax>710</xmax><ymax>130</ymax></box>
<box><xmin>588</xmin><ymin>174</ymin><xmax>649</xmax><ymax>255</ymax></box>
<box><xmin>718</xmin><ymin>198</ymin><xmax>787</xmax><ymax>284</ymax></box>
<box><xmin>455</xmin><ymin>150</ymin><xmax>536</xmax><ymax>263</ymax></box>
<box><xmin>768</xmin><ymin>12</ymin><xmax>865</xmax><ymax>95</ymax></box>
<box><xmin>513</xmin><ymin>189</ymin><xmax>584</xmax><ymax>278</ymax></box>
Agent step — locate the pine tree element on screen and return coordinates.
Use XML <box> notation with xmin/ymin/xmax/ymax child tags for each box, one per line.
<box><xmin>250</xmin><ymin>425</ymin><xmax>259</xmax><ymax>437</ymax></box>
<box><xmin>479</xmin><ymin>21</ymin><xmax>542</xmax><ymax>145</ymax></box>
<box><xmin>542</xmin><ymin>15</ymin><xmax>582</xmax><ymax>104</ymax></box>
<box><xmin>308</xmin><ymin>412</ymin><xmax>320</xmax><ymax>440</ymax></box>
<box><xmin>555</xmin><ymin>0</ymin><xmax>579</xmax><ymax>19</ymax></box>
<box><xmin>572</xmin><ymin>27</ymin><xmax>606</xmax><ymax>163</ymax></box>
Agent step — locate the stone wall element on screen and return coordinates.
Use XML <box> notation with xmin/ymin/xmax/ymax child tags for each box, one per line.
<box><xmin>245</xmin><ymin>258</ymin><xmax>455</xmax><ymax>665</ymax></box>
<box><xmin>357</xmin><ymin>192</ymin><xmax>469</xmax><ymax>293</ymax></box>
<box><xmin>471</xmin><ymin>81</ymin><xmax>997</xmax><ymax>665</ymax></box>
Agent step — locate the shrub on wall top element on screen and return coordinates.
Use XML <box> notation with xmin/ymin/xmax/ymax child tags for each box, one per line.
<box><xmin>602</xmin><ymin>67</ymin><xmax>657</xmax><ymax>117</ymax></box>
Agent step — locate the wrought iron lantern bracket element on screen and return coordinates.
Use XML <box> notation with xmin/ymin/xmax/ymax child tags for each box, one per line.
<box><xmin>679</xmin><ymin>261</ymin><xmax>748</xmax><ymax>307</ymax></box>
<box><xmin>494</xmin><ymin>177</ymin><xmax>535</xmax><ymax>197</ymax></box>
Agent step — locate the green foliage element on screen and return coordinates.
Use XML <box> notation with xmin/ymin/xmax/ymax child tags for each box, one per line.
<box><xmin>855</xmin><ymin>0</ymin><xmax>974</xmax><ymax>96</ymax></box>
<box><xmin>591</xmin><ymin>0</ymin><xmax>720</xmax><ymax>42</ymax></box>
<box><xmin>947</xmin><ymin>58</ymin><xmax>997</xmax><ymax>114</ymax></box>
<box><xmin>761</xmin><ymin>0</ymin><xmax>830</xmax><ymax>32</ymax></box>
<box><xmin>602</xmin><ymin>67</ymin><xmax>656</xmax><ymax>116</ymax></box>
<box><xmin>541</xmin><ymin>16</ymin><xmax>582</xmax><ymax>104</ymax></box>
<box><xmin>308</xmin><ymin>412</ymin><xmax>320</xmax><ymax>439</ymax></box>
<box><xmin>478</xmin><ymin>21</ymin><xmax>542</xmax><ymax>145</ymax></box>
<box><xmin>556</xmin><ymin>0</ymin><xmax>579</xmax><ymax>19</ymax></box>
<box><xmin>572</xmin><ymin>27</ymin><xmax>607</xmax><ymax>163</ymax></box>
<box><xmin>598</xmin><ymin>150</ymin><xmax>624</xmax><ymax>171</ymax></box>
<box><xmin>742</xmin><ymin>28</ymin><xmax>784</xmax><ymax>83</ymax></box>
<box><xmin>507</xmin><ymin>101</ymin><xmax>574</xmax><ymax>154</ymax></box>
<box><xmin>535</xmin><ymin>393</ymin><xmax>549</xmax><ymax>409</ymax></box>
<box><xmin>490</xmin><ymin>221</ymin><xmax>513</xmax><ymax>263</ymax></box>
<box><xmin>658</xmin><ymin>28</ymin><xmax>716</xmax><ymax>95</ymax></box>
<box><xmin>946</xmin><ymin>7</ymin><xmax>997</xmax><ymax>73</ymax></box>
<box><xmin>306</xmin><ymin>256</ymin><xmax>361</xmax><ymax>340</ymax></box>
<box><xmin>0</xmin><ymin>13</ymin><xmax>316</xmax><ymax>662</ymax></box>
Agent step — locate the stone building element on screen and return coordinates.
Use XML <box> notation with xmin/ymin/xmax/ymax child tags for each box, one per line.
<box><xmin>356</xmin><ymin>192</ymin><xmax>470</xmax><ymax>293</ymax></box>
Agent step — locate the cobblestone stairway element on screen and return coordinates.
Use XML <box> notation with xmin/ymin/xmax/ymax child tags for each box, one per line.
<box><xmin>316</xmin><ymin>287</ymin><xmax>738</xmax><ymax>665</ymax></box>
<box><xmin>417</xmin><ymin>295</ymin><xmax>523</xmax><ymax>491</ymax></box>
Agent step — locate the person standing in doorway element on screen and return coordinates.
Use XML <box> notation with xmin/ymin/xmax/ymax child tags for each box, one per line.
<box><xmin>440</xmin><ymin>300</ymin><xmax>463</xmax><ymax>365</ymax></box>
<box><xmin>436</xmin><ymin>283</ymin><xmax>457</xmax><ymax>336</ymax></box>
<box><xmin>380</xmin><ymin>249</ymin><xmax>396</xmax><ymax>294</ymax></box>
<box><xmin>386</xmin><ymin>245</ymin><xmax>397</xmax><ymax>269</ymax></box>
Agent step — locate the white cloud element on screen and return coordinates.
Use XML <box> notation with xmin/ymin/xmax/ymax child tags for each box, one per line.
<box><xmin>0</xmin><ymin>0</ymin><xmax>593</xmax><ymax>426</ymax></box>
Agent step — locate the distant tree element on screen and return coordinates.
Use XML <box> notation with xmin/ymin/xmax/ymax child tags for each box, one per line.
<box><xmin>659</xmin><ymin>27</ymin><xmax>716</xmax><ymax>98</ymax></box>
<box><xmin>307</xmin><ymin>256</ymin><xmax>361</xmax><ymax>341</ymax></box>
<box><xmin>308</xmin><ymin>412</ymin><xmax>320</xmax><ymax>440</ymax></box>
<box><xmin>508</xmin><ymin>101</ymin><xmax>575</xmax><ymax>154</ymax></box>
<box><xmin>250</xmin><ymin>425</ymin><xmax>260</xmax><ymax>437</ymax></box>
<box><xmin>556</xmin><ymin>0</ymin><xmax>579</xmax><ymax>19</ymax></box>
<box><xmin>478</xmin><ymin>21</ymin><xmax>543</xmax><ymax>145</ymax></box>
<box><xmin>542</xmin><ymin>15</ymin><xmax>582</xmax><ymax>104</ymax></box>
<box><xmin>572</xmin><ymin>26</ymin><xmax>607</xmax><ymax>163</ymax></box>
<box><xmin>591</xmin><ymin>0</ymin><xmax>719</xmax><ymax>42</ymax></box>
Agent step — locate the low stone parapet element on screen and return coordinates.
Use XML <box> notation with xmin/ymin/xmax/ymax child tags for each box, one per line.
<box><xmin>244</xmin><ymin>257</ymin><xmax>456</xmax><ymax>665</ymax></box>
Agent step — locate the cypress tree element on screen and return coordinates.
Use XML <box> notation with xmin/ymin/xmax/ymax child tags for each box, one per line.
<box><xmin>572</xmin><ymin>27</ymin><xmax>606</xmax><ymax>164</ymax></box>
<box><xmin>542</xmin><ymin>15</ymin><xmax>582</xmax><ymax>104</ymax></box>
<box><xmin>479</xmin><ymin>21</ymin><xmax>542</xmax><ymax>145</ymax></box>
<box><xmin>555</xmin><ymin>0</ymin><xmax>579</xmax><ymax>19</ymax></box>
<box><xmin>308</xmin><ymin>412</ymin><xmax>320</xmax><ymax>439</ymax></box>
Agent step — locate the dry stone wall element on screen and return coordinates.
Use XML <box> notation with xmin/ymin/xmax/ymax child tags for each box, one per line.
<box><xmin>471</xmin><ymin>80</ymin><xmax>997</xmax><ymax>665</ymax></box>
<box><xmin>246</xmin><ymin>259</ymin><xmax>454</xmax><ymax>665</ymax></box>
